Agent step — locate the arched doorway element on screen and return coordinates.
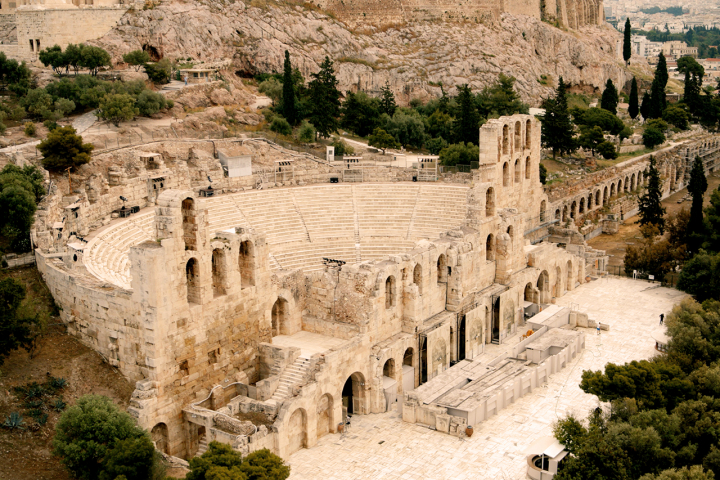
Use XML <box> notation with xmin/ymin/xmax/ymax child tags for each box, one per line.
<box><xmin>211</xmin><ymin>248</ymin><xmax>226</xmax><ymax>297</ymax></box>
<box><xmin>151</xmin><ymin>423</ymin><xmax>168</xmax><ymax>454</ymax></box>
<box><xmin>485</xmin><ymin>306</ymin><xmax>491</xmax><ymax>345</ymax></box>
<box><xmin>537</xmin><ymin>270</ymin><xmax>549</xmax><ymax>304</ymax></box>
<box><xmin>486</xmin><ymin>187</ymin><xmax>495</xmax><ymax>217</ymax></box>
<box><xmin>181</xmin><ymin>198</ymin><xmax>196</xmax><ymax>251</ymax></box>
<box><xmin>185</xmin><ymin>258</ymin><xmax>200</xmax><ymax>304</ymax></box>
<box><xmin>317</xmin><ymin>394</ymin><xmax>333</xmax><ymax>439</ymax></box>
<box><xmin>524</xmin><ymin>282</ymin><xmax>534</xmax><ymax>304</ymax></box>
<box><xmin>385</xmin><ymin>275</ymin><xmax>396</xmax><ymax>309</ymax></box>
<box><xmin>603</xmin><ymin>186</ymin><xmax>608</xmax><ymax>205</ymax></box>
<box><xmin>287</xmin><ymin>408</ymin><xmax>307</xmax><ymax>455</ymax></box>
<box><xmin>420</xmin><ymin>337</ymin><xmax>428</xmax><ymax>384</ymax></box>
<box><xmin>555</xmin><ymin>266</ymin><xmax>562</xmax><ymax>297</ymax></box>
<box><xmin>492</xmin><ymin>297</ymin><xmax>500</xmax><ymax>343</ymax></box>
<box><xmin>413</xmin><ymin>263</ymin><xmax>422</xmax><ymax>294</ymax></box>
<box><xmin>486</xmin><ymin>234</ymin><xmax>495</xmax><ymax>261</ymax></box>
<box><xmin>271</xmin><ymin>298</ymin><xmax>288</xmax><ymax>337</ymax></box>
<box><xmin>403</xmin><ymin>348</ymin><xmax>416</xmax><ymax>389</ymax></box>
<box><xmin>458</xmin><ymin>315</ymin><xmax>466</xmax><ymax>361</ymax></box>
<box><xmin>383</xmin><ymin>358</ymin><xmax>395</xmax><ymax>378</ymax></box>
<box><xmin>239</xmin><ymin>240</ymin><xmax>255</xmax><ymax>288</ymax></box>
<box><xmin>437</xmin><ymin>254</ymin><xmax>447</xmax><ymax>283</ymax></box>
<box><xmin>562</xmin><ymin>205</ymin><xmax>568</xmax><ymax>222</ymax></box>
<box><xmin>342</xmin><ymin>372</ymin><xmax>366</xmax><ymax>417</ymax></box>
<box><xmin>503</xmin><ymin>162</ymin><xmax>510</xmax><ymax>186</ymax></box>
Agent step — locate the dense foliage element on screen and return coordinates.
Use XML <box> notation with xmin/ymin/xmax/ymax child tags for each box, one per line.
<box><xmin>639</xmin><ymin>26</ymin><xmax>720</xmax><ymax>59</ymax></box>
<box><xmin>637</xmin><ymin>156</ymin><xmax>666</xmax><ymax>233</ymax></box>
<box><xmin>0</xmin><ymin>277</ymin><xmax>41</xmax><ymax>365</ymax></box>
<box><xmin>38</xmin><ymin>126</ymin><xmax>94</xmax><ymax>171</ymax></box>
<box><xmin>52</xmin><ymin>395</ymin><xmax>161</xmax><ymax>480</ymax></box>
<box><xmin>39</xmin><ymin>44</ymin><xmax>110</xmax><ymax>76</ymax></box>
<box><xmin>186</xmin><ymin>441</ymin><xmax>289</xmax><ymax>480</ymax></box>
<box><xmin>0</xmin><ymin>164</ymin><xmax>44</xmax><ymax>252</ymax></box>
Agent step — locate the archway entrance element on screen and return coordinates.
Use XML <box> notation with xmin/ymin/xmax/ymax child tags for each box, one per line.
<box><xmin>151</xmin><ymin>423</ymin><xmax>168</xmax><ymax>454</ymax></box>
<box><xmin>420</xmin><ymin>337</ymin><xmax>428</xmax><ymax>384</ymax></box>
<box><xmin>342</xmin><ymin>372</ymin><xmax>365</xmax><ymax>418</ymax></box>
<box><xmin>271</xmin><ymin>298</ymin><xmax>288</xmax><ymax>337</ymax></box>
<box><xmin>492</xmin><ymin>296</ymin><xmax>500</xmax><ymax>344</ymax></box>
<box><xmin>458</xmin><ymin>315</ymin><xmax>466</xmax><ymax>361</ymax></box>
<box><xmin>537</xmin><ymin>270</ymin><xmax>549</xmax><ymax>304</ymax></box>
<box><xmin>567</xmin><ymin>261</ymin><xmax>573</xmax><ymax>290</ymax></box>
<box><xmin>287</xmin><ymin>409</ymin><xmax>307</xmax><ymax>455</ymax></box>
<box><xmin>403</xmin><ymin>348</ymin><xmax>416</xmax><ymax>389</ymax></box>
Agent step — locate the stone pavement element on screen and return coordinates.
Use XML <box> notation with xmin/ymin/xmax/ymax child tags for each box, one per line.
<box><xmin>286</xmin><ymin>277</ymin><xmax>687</xmax><ymax>480</ymax></box>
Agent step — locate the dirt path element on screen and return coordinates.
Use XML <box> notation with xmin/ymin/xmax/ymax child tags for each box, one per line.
<box><xmin>588</xmin><ymin>174</ymin><xmax>720</xmax><ymax>267</ymax></box>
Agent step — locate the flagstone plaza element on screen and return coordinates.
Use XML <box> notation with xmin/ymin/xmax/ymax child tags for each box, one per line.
<box><xmin>286</xmin><ymin>277</ymin><xmax>688</xmax><ymax>480</ymax></box>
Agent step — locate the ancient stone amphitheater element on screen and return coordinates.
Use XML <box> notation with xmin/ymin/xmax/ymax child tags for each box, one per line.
<box><xmin>30</xmin><ymin>115</ymin><xmax>719</xmax><ymax>461</ymax></box>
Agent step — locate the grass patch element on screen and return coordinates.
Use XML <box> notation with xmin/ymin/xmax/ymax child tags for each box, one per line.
<box><xmin>336</xmin><ymin>56</ymin><xmax>376</xmax><ymax>70</ymax></box>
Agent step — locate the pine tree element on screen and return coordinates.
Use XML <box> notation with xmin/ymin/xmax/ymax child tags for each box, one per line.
<box><xmin>454</xmin><ymin>84</ymin><xmax>480</xmax><ymax>145</ymax></box>
<box><xmin>282</xmin><ymin>51</ymin><xmax>297</xmax><ymax>126</ymax></box>
<box><xmin>628</xmin><ymin>77</ymin><xmax>639</xmax><ymax>119</ymax></box>
<box><xmin>307</xmin><ymin>56</ymin><xmax>341</xmax><ymax>139</ymax></box>
<box><xmin>623</xmin><ymin>18</ymin><xmax>632</xmax><ymax>65</ymax></box>
<box><xmin>687</xmin><ymin>156</ymin><xmax>708</xmax><ymax>253</ymax></box>
<box><xmin>638</xmin><ymin>156</ymin><xmax>666</xmax><ymax>234</ymax></box>
<box><xmin>640</xmin><ymin>91</ymin><xmax>651</xmax><ymax>119</ymax></box>
<box><xmin>600</xmin><ymin>79</ymin><xmax>619</xmax><ymax>115</ymax></box>
<box><xmin>379</xmin><ymin>81</ymin><xmax>397</xmax><ymax>117</ymax></box>
<box><xmin>540</xmin><ymin>77</ymin><xmax>577</xmax><ymax>159</ymax></box>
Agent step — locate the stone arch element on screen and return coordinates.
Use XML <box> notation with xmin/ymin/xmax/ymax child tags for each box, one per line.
<box><xmin>485</xmin><ymin>187</ymin><xmax>495</xmax><ymax>217</ymax></box>
<box><xmin>570</xmin><ymin>201</ymin><xmax>577</xmax><ymax>219</ymax></box>
<box><xmin>525</xmin><ymin>156</ymin><xmax>531</xmax><ymax>179</ymax></box>
<box><xmin>185</xmin><ymin>257</ymin><xmax>200</xmax><ymax>304</ymax></box>
<box><xmin>588</xmin><ymin>193</ymin><xmax>593</xmax><ymax>210</ymax></box>
<box><xmin>316</xmin><ymin>393</ymin><xmax>334</xmax><ymax>439</ymax></box>
<box><xmin>181</xmin><ymin>198</ymin><xmax>196</xmax><ymax>251</ymax></box>
<box><xmin>555</xmin><ymin>208</ymin><xmax>561</xmax><ymax>220</ymax></box>
<box><xmin>514</xmin><ymin>158</ymin><xmax>520</xmax><ymax>183</ymax></box>
<box><xmin>540</xmin><ymin>200</ymin><xmax>547</xmax><ymax>222</ymax></box>
<box><xmin>554</xmin><ymin>265</ymin><xmax>563</xmax><ymax>297</ymax></box>
<box><xmin>537</xmin><ymin>270</ymin><xmax>550</xmax><ymax>303</ymax></box>
<box><xmin>610</xmin><ymin>183</ymin><xmax>616</xmax><ymax>197</ymax></box>
<box><xmin>514</xmin><ymin>121</ymin><xmax>521</xmax><ymax>151</ymax></box>
<box><xmin>413</xmin><ymin>263</ymin><xmax>423</xmax><ymax>295</ymax></box>
<box><xmin>617</xmin><ymin>179</ymin><xmax>623</xmax><ymax>194</ymax></box>
<box><xmin>432</xmin><ymin>338</ymin><xmax>448</xmax><ymax>376</ymax></box>
<box><xmin>486</xmin><ymin>234</ymin><xmax>495</xmax><ymax>261</ymax></box>
<box><xmin>437</xmin><ymin>254</ymin><xmax>447</xmax><ymax>283</ymax></box>
<box><xmin>383</xmin><ymin>358</ymin><xmax>395</xmax><ymax>378</ymax></box>
<box><xmin>485</xmin><ymin>306</ymin><xmax>491</xmax><ymax>344</ymax></box>
<box><xmin>503</xmin><ymin>162</ymin><xmax>510</xmax><ymax>187</ymax></box>
<box><xmin>579</xmin><ymin>197</ymin><xmax>585</xmax><ymax>214</ymax></box>
<box><xmin>502</xmin><ymin>124</ymin><xmax>509</xmax><ymax>154</ymax></box>
<box><xmin>271</xmin><ymin>297</ymin><xmax>288</xmax><ymax>336</ymax></box>
<box><xmin>342</xmin><ymin>372</ymin><xmax>366</xmax><ymax>416</ymax></box>
<box><xmin>562</xmin><ymin>205</ymin><xmax>568</xmax><ymax>222</ymax></box>
<box><xmin>603</xmin><ymin>186</ymin><xmax>608</xmax><ymax>205</ymax></box>
<box><xmin>151</xmin><ymin>423</ymin><xmax>169</xmax><ymax>454</ymax></box>
<box><xmin>239</xmin><ymin>240</ymin><xmax>255</xmax><ymax>288</ymax></box>
<box><xmin>403</xmin><ymin>347</ymin><xmax>417</xmax><ymax>388</ymax></box>
<box><xmin>287</xmin><ymin>408</ymin><xmax>307</xmax><ymax>455</ymax></box>
<box><xmin>624</xmin><ymin>176</ymin><xmax>630</xmax><ymax>192</ymax></box>
<box><xmin>385</xmin><ymin>275</ymin><xmax>397</xmax><ymax>309</ymax></box>
<box><xmin>566</xmin><ymin>260</ymin><xmax>573</xmax><ymax>290</ymax></box>
<box><xmin>211</xmin><ymin>248</ymin><xmax>226</xmax><ymax>297</ymax></box>
<box><xmin>524</xmin><ymin>282</ymin><xmax>536</xmax><ymax>304</ymax></box>
<box><xmin>507</xmin><ymin>225</ymin><xmax>514</xmax><ymax>243</ymax></box>
<box><xmin>525</xmin><ymin>120</ymin><xmax>532</xmax><ymax>149</ymax></box>
<box><xmin>595</xmin><ymin>190</ymin><xmax>601</xmax><ymax>207</ymax></box>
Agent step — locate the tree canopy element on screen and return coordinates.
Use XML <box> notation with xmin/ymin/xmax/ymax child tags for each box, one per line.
<box><xmin>38</xmin><ymin>126</ymin><xmax>94</xmax><ymax>171</ymax></box>
<box><xmin>0</xmin><ymin>278</ymin><xmax>40</xmax><ymax>365</ymax></box>
<box><xmin>186</xmin><ymin>442</ymin><xmax>289</xmax><ymax>480</ymax></box>
<box><xmin>540</xmin><ymin>77</ymin><xmax>577</xmax><ymax>159</ymax></box>
<box><xmin>308</xmin><ymin>56</ymin><xmax>341</xmax><ymax>139</ymax></box>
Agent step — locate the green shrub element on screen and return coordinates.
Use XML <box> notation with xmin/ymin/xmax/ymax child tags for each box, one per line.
<box><xmin>23</xmin><ymin>122</ymin><xmax>35</xmax><ymax>137</ymax></box>
<box><xmin>298</xmin><ymin>120</ymin><xmax>315</xmax><ymax>143</ymax></box>
<box><xmin>143</xmin><ymin>59</ymin><xmax>172</xmax><ymax>84</ymax></box>
<box><xmin>270</xmin><ymin>117</ymin><xmax>292</xmax><ymax>136</ymax></box>
<box><xmin>597</xmin><ymin>141</ymin><xmax>618</xmax><ymax>160</ymax></box>
<box><xmin>331</xmin><ymin>138</ymin><xmax>354</xmax><ymax>156</ymax></box>
<box><xmin>97</xmin><ymin>93</ymin><xmax>139</xmax><ymax>126</ymax></box>
<box><xmin>38</xmin><ymin>126</ymin><xmax>93</xmax><ymax>171</ymax></box>
<box><xmin>438</xmin><ymin>142</ymin><xmax>478</xmax><ymax>166</ymax></box>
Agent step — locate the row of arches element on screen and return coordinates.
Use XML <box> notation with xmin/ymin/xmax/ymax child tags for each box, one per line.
<box><xmin>501</xmin><ymin>119</ymin><xmax>532</xmax><ymax>157</ymax></box>
<box><xmin>184</xmin><ymin>240</ymin><xmax>256</xmax><ymax>304</ymax></box>
<box><xmin>525</xmin><ymin>262</ymin><xmax>580</xmax><ymax>305</ymax></box>
<box><xmin>501</xmin><ymin>156</ymin><xmax>532</xmax><ymax>187</ymax></box>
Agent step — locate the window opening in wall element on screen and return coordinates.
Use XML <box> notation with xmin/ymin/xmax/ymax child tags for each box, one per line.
<box><xmin>525</xmin><ymin>157</ymin><xmax>531</xmax><ymax>179</ymax></box>
<box><xmin>29</xmin><ymin>39</ymin><xmax>34</xmax><ymax>52</ymax></box>
<box><xmin>437</xmin><ymin>254</ymin><xmax>447</xmax><ymax>283</ymax></box>
<box><xmin>419</xmin><ymin>336</ymin><xmax>428</xmax><ymax>384</ymax></box>
<box><xmin>185</xmin><ymin>258</ymin><xmax>200</xmax><ymax>304</ymax></box>
<box><xmin>458</xmin><ymin>315</ymin><xmax>466</xmax><ymax>361</ymax></box>
<box><xmin>485</xmin><ymin>187</ymin><xmax>495</xmax><ymax>217</ymax></box>
<box><xmin>540</xmin><ymin>200</ymin><xmax>547</xmax><ymax>222</ymax></box>
<box><xmin>502</xmin><ymin>125</ymin><xmax>509</xmax><ymax>154</ymax></box>
<box><xmin>413</xmin><ymin>263</ymin><xmax>422</xmax><ymax>295</ymax></box>
<box><xmin>514</xmin><ymin>121</ymin><xmax>521</xmax><ymax>151</ymax></box>
<box><xmin>525</xmin><ymin>120</ymin><xmax>532</xmax><ymax>149</ymax></box>
<box><xmin>486</xmin><ymin>234</ymin><xmax>495</xmax><ymax>261</ymax></box>
<box><xmin>385</xmin><ymin>276</ymin><xmax>396</xmax><ymax>309</ymax></box>
<box><xmin>239</xmin><ymin>240</ymin><xmax>255</xmax><ymax>288</ymax></box>
<box><xmin>211</xmin><ymin>248</ymin><xmax>226</xmax><ymax>297</ymax></box>
<box><xmin>514</xmin><ymin>159</ymin><xmax>520</xmax><ymax>183</ymax></box>
<box><xmin>491</xmin><ymin>296</ymin><xmax>500</xmax><ymax>344</ymax></box>
<box><xmin>555</xmin><ymin>209</ymin><xmax>560</xmax><ymax>220</ymax></box>
<box><xmin>35</xmin><ymin>39</ymin><xmax>40</xmax><ymax>51</ymax></box>
<box><xmin>503</xmin><ymin>162</ymin><xmax>510</xmax><ymax>187</ymax></box>
<box><xmin>507</xmin><ymin>225</ymin><xmax>514</xmax><ymax>242</ymax></box>
<box><xmin>271</xmin><ymin>298</ymin><xmax>287</xmax><ymax>336</ymax></box>
<box><xmin>179</xmin><ymin>360</ymin><xmax>189</xmax><ymax>376</ymax></box>
<box><xmin>181</xmin><ymin>198</ymin><xmax>196</xmax><ymax>251</ymax></box>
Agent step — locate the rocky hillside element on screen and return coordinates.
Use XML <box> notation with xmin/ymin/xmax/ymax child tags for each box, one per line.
<box><xmin>95</xmin><ymin>0</ymin><xmax>649</xmax><ymax>105</ymax></box>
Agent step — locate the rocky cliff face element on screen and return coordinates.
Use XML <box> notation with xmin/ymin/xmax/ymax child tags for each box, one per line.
<box><xmin>95</xmin><ymin>0</ymin><xmax>648</xmax><ymax>105</ymax></box>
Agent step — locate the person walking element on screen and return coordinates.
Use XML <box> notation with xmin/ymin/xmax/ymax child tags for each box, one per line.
<box><xmin>660</xmin><ymin>313</ymin><xmax>664</xmax><ymax>325</ymax></box>
<box><xmin>596</xmin><ymin>324</ymin><xmax>600</xmax><ymax>335</ymax></box>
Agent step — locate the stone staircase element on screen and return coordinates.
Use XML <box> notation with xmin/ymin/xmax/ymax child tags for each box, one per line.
<box><xmin>196</xmin><ymin>435</ymin><xmax>208</xmax><ymax>457</ymax></box>
<box><xmin>268</xmin><ymin>356</ymin><xmax>312</xmax><ymax>405</ymax></box>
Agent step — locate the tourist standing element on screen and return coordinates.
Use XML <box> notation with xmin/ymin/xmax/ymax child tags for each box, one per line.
<box><xmin>660</xmin><ymin>313</ymin><xmax>664</xmax><ymax>325</ymax></box>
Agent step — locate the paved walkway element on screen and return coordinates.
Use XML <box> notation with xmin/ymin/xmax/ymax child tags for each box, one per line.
<box><xmin>0</xmin><ymin>110</ymin><xmax>97</xmax><ymax>154</ymax></box>
<box><xmin>286</xmin><ymin>277</ymin><xmax>687</xmax><ymax>480</ymax></box>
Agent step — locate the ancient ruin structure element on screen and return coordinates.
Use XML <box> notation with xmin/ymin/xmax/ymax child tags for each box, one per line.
<box><xmin>315</xmin><ymin>0</ymin><xmax>604</xmax><ymax>29</ymax></box>
<box><xmin>0</xmin><ymin>0</ymin><xmax>127</xmax><ymax>62</ymax></box>
<box><xmin>32</xmin><ymin>116</ymin><xmax>720</xmax><ymax>459</ymax></box>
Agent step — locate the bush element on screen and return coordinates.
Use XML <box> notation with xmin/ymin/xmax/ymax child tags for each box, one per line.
<box><xmin>122</xmin><ymin>50</ymin><xmax>151</xmax><ymax>71</ymax></box>
<box><xmin>425</xmin><ymin>136</ymin><xmax>448</xmax><ymax>155</ymax></box>
<box><xmin>662</xmin><ymin>105</ymin><xmax>689</xmax><ymax>130</ymax></box>
<box><xmin>270</xmin><ymin>117</ymin><xmax>292</xmax><ymax>136</ymax></box>
<box><xmin>143</xmin><ymin>59</ymin><xmax>171</xmax><ymax>84</ymax></box>
<box><xmin>297</xmin><ymin>120</ymin><xmax>315</xmax><ymax>143</ymax></box>
<box><xmin>597</xmin><ymin>141</ymin><xmax>618</xmax><ymax>160</ymax></box>
<box><xmin>677</xmin><ymin>252</ymin><xmax>720</xmax><ymax>302</ymax></box>
<box><xmin>438</xmin><ymin>142</ymin><xmax>478</xmax><ymax>166</ymax></box>
<box><xmin>0</xmin><ymin>278</ymin><xmax>40</xmax><ymax>365</ymax></box>
<box><xmin>97</xmin><ymin>94</ymin><xmax>139</xmax><ymax>126</ymax></box>
<box><xmin>135</xmin><ymin>90</ymin><xmax>168</xmax><ymax>116</ymax></box>
<box><xmin>368</xmin><ymin>127</ymin><xmax>400</xmax><ymax>153</ymax></box>
<box><xmin>38</xmin><ymin>126</ymin><xmax>94</xmax><ymax>171</ymax></box>
<box><xmin>643</xmin><ymin>126</ymin><xmax>666</xmax><ymax>149</ymax></box>
<box><xmin>43</xmin><ymin>119</ymin><xmax>59</xmax><ymax>131</ymax></box>
<box><xmin>53</xmin><ymin>395</ymin><xmax>158</xmax><ymax>480</ymax></box>
<box><xmin>23</xmin><ymin>122</ymin><xmax>35</xmax><ymax>137</ymax></box>
<box><xmin>187</xmin><ymin>442</ymin><xmax>289</xmax><ymax>480</ymax></box>
<box><xmin>574</xmin><ymin>107</ymin><xmax>625</xmax><ymax>135</ymax></box>
<box><xmin>331</xmin><ymin>138</ymin><xmax>354</xmax><ymax>156</ymax></box>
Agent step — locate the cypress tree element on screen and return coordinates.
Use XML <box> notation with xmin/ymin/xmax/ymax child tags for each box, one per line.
<box><xmin>540</xmin><ymin>77</ymin><xmax>577</xmax><ymax>159</ymax></box>
<box><xmin>628</xmin><ymin>77</ymin><xmax>639</xmax><ymax>119</ymax></box>
<box><xmin>454</xmin><ymin>84</ymin><xmax>480</xmax><ymax>145</ymax></box>
<box><xmin>648</xmin><ymin>53</ymin><xmax>669</xmax><ymax>119</ymax></box>
<box><xmin>656</xmin><ymin>52</ymin><xmax>669</xmax><ymax>90</ymax></box>
<box><xmin>687</xmin><ymin>156</ymin><xmax>708</xmax><ymax>253</ymax></box>
<box><xmin>379</xmin><ymin>81</ymin><xmax>397</xmax><ymax>117</ymax></box>
<box><xmin>623</xmin><ymin>18</ymin><xmax>632</xmax><ymax>65</ymax></box>
<box><xmin>638</xmin><ymin>156</ymin><xmax>666</xmax><ymax>234</ymax></box>
<box><xmin>282</xmin><ymin>50</ymin><xmax>297</xmax><ymax>125</ymax></box>
<box><xmin>600</xmin><ymin>79</ymin><xmax>619</xmax><ymax>115</ymax></box>
<box><xmin>308</xmin><ymin>56</ymin><xmax>341</xmax><ymax>139</ymax></box>
<box><xmin>640</xmin><ymin>91</ymin><xmax>651</xmax><ymax>119</ymax></box>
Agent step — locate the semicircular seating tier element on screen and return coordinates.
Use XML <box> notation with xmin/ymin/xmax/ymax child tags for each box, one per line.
<box><xmin>83</xmin><ymin>183</ymin><xmax>470</xmax><ymax>289</ymax></box>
